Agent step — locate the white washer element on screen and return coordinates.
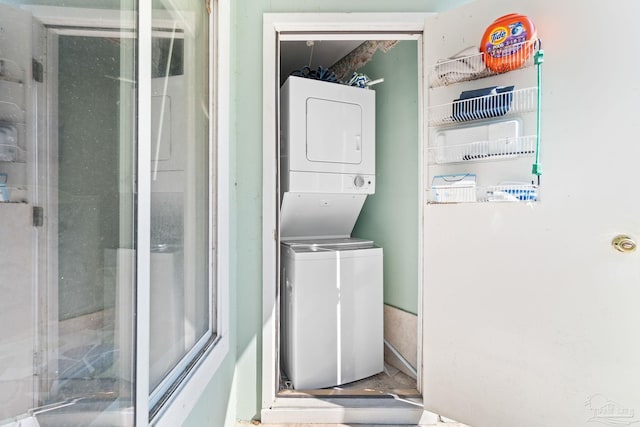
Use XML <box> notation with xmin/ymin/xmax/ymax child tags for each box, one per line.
<box><xmin>280</xmin><ymin>238</ymin><xmax>383</xmax><ymax>390</ymax></box>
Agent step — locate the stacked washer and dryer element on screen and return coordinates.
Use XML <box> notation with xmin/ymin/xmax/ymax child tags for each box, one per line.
<box><xmin>279</xmin><ymin>76</ymin><xmax>384</xmax><ymax>390</ymax></box>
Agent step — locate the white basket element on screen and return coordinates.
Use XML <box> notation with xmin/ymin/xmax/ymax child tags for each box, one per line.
<box><xmin>429</xmin><ymin>135</ymin><xmax>536</xmax><ymax>165</ymax></box>
<box><xmin>427</xmin><ymin>184</ymin><xmax>539</xmax><ymax>204</ymax></box>
<box><xmin>430</xmin><ymin>40</ymin><xmax>540</xmax><ymax>88</ymax></box>
<box><xmin>429</xmin><ymin>87</ymin><xmax>537</xmax><ymax>126</ymax></box>
<box><xmin>430</xmin><ymin>173</ymin><xmax>477</xmax><ymax>203</ymax></box>
<box><xmin>483</xmin><ymin>184</ymin><xmax>538</xmax><ymax>202</ymax></box>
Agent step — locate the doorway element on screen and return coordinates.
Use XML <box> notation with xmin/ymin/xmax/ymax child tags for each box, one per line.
<box><xmin>278</xmin><ymin>38</ymin><xmax>420</xmax><ymax>397</ymax></box>
<box><xmin>262</xmin><ymin>13</ymin><xmax>434</xmax><ymax>425</ymax></box>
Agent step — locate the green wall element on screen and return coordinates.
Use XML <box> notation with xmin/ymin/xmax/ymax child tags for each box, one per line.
<box><xmin>182</xmin><ymin>354</ymin><xmax>237</xmax><ymax>426</ymax></box>
<box><xmin>228</xmin><ymin>1</ymin><xmax>471</xmax><ymax>425</ymax></box>
<box><xmin>352</xmin><ymin>40</ymin><xmax>420</xmax><ymax>315</ymax></box>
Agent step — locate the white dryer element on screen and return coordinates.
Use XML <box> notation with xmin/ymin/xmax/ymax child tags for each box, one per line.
<box><xmin>280</xmin><ymin>76</ymin><xmax>376</xmax><ymax>195</ymax></box>
<box><xmin>280</xmin><ymin>76</ymin><xmax>377</xmax><ymax>240</ymax></box>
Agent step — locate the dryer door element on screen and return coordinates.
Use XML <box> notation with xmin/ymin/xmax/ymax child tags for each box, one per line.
<box><xmin>306</xmin><ymin>97</ymin><xmax>362</xmax><ymax>165</ymax></box>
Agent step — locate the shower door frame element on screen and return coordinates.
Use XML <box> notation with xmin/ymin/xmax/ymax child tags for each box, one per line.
<box><xmin>25</xmin><ymin>4</ymin><xmax>232</xmax><ymax>426</ymax></box>
<box><xmin>34</xmin><ymin>20</ymin><xmax>138</xmax><ymax>407</ymax></box>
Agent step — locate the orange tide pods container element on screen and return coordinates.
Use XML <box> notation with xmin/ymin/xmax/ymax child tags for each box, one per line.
<box><xmin>480</xmin><ymin>13</ymin><xmax>537</xmax><ymax>73</ymax></box>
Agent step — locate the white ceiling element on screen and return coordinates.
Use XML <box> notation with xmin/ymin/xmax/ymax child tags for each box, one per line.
<box><xmin>280</xmin><ymin>40</ymin><xmax>364</xmax><ymax>85</ymax></box>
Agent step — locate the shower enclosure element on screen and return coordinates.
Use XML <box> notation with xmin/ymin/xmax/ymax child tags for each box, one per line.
<box><xmin>0</xmin><ymin>2</ymin><xmax>213</xmax><ymax>425</ymax></box>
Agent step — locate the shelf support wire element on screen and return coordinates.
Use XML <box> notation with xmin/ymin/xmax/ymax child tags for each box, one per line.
<box><xmin>532</xmin><ymin>48</ymin><xmax>544</xmax><ymax>181</ymax></box>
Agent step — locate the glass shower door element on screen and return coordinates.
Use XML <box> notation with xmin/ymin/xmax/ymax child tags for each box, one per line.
<box><xmin>0</xmin><ymin>1</ymin><xmax>215</xmax><ymax>424</ymax></box>
<box><xmin>0</xmin><ymin>3</ymin><xmax>137</xmax><ymax>426</ymax></box>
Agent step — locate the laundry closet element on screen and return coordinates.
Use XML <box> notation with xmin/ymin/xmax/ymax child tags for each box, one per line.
<box><xmin>276</xmin><ymin>39</ymin><xmax>421</xmax><ymax>395</ymax></box>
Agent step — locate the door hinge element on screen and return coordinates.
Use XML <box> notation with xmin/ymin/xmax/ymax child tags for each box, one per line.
<box><xmin>33</xmin><ymin>206</ymin><xmax>44</xmax><ymax>227</ymax></box>
<box><xmin>32</xmin><ymin>59</ymin><xmax>43</xmax><ymax>83</ymax></box>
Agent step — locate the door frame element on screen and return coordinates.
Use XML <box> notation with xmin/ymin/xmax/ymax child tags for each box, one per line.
<box><xmin>24</xmin><ymin>5</ymin><xmax>232</xmax><ymax>426</ymax></box>
<box><xmin>262</xmin><ymin>12</ymin><xmax>433</xmax><ymax>424</ymax></box>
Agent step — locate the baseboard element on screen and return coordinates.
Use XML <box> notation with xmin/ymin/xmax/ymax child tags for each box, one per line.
<box><xmin>383</xmin><ymin>304</ymin><xmax>417</xmax><ymax>378</ymax></box>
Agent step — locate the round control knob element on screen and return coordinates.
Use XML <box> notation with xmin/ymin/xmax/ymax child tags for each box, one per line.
<box><xmin>354</xmin><ymin>175</ymin><xmax>365</xmax><ymax>188</ymax></box>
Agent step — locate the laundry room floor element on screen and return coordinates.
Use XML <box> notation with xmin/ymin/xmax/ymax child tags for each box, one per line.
<box><xmin>278</xmin><ymin>363</ymin><xmax>419</xmax><ymax>399</ymax></box>
<box><xmin>260</xmin><ymin>366</ymin><xmax>470</xmax><ymax>427</ymax></box>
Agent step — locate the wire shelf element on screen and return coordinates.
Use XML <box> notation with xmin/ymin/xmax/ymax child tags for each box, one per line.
<box><xmin>0</xmin><ymin>59</ymin><xmax>27</xmax><ymax>126</ymax></box>
<box><xmin>0</xmin><ymin>100</ymin><xmax>25</xmax><ymax>123</ymax></box>
<box><xmin>484</xmin><ymin>183</ymin><xmax>538</xmax><ymax>202</ymax></box>
<box><xmin>427</xmin><ymin>183</ymin><xmax>538</xmax><ymax>204</ymax></box>
<box><xmin>0</xmin><ymin>118</ymin><xmax>23</xmax><ymax>162</ymax></box>
<box><xmin>428</xmin><ymin>86</ymin><xmax>537</xmax><ymax>126</ymax></box>
<box><xmin>0</xmin><ymin>58</ymin><xmax>25</xmax><ymax>84</ymax></box>
<box><xmin>428</xmin><ymin>185</ymin><xmax>477</xmax><ymax>204</ymax></box>
<box><xmin>430</xmin><ymin>39</ymin><xmax>541</xmax><ymax>88</ymax></box>
<box><xmin>0</xmin><ymin>142</ymin><xmax>26</xmax><ymax>163</ymax></box>
<box><xmin>428</xmin><ymin>135</ymin><xmax>536</xmax><ymax>165</ymax></box>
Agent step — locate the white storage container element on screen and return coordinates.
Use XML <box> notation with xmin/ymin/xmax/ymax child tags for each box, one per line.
<box><xmin>431</xmin><ymin>173</ymin><xmax>477</xmax><ymax>203</ymax></box>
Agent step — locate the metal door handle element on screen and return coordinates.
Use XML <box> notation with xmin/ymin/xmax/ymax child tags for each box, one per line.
<box><xmin>612</xmin><ymin>235</ymin><xmax>637</xmax><ymax>253</ymax></box>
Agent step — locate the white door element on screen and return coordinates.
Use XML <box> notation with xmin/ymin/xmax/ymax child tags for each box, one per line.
<box><xmin>423</xmin><ymin>1</ymin><xmax>640</xmax><ymax>427</ymax></box>
<box><xmin>0</xmin><ymin>4</ymin><xmax>36</xmax><ymax>419</ymax></box>
<box><xmin>0</xmin><ymin>204</ymin><xmax>35</xmax><ymax>418</ymax></box>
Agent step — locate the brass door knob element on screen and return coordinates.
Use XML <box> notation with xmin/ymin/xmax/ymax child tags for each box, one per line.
<box><xmin>612</xmin><ymin>235</ymin><xmax>637</xmax><ymax>253</ymax></box>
